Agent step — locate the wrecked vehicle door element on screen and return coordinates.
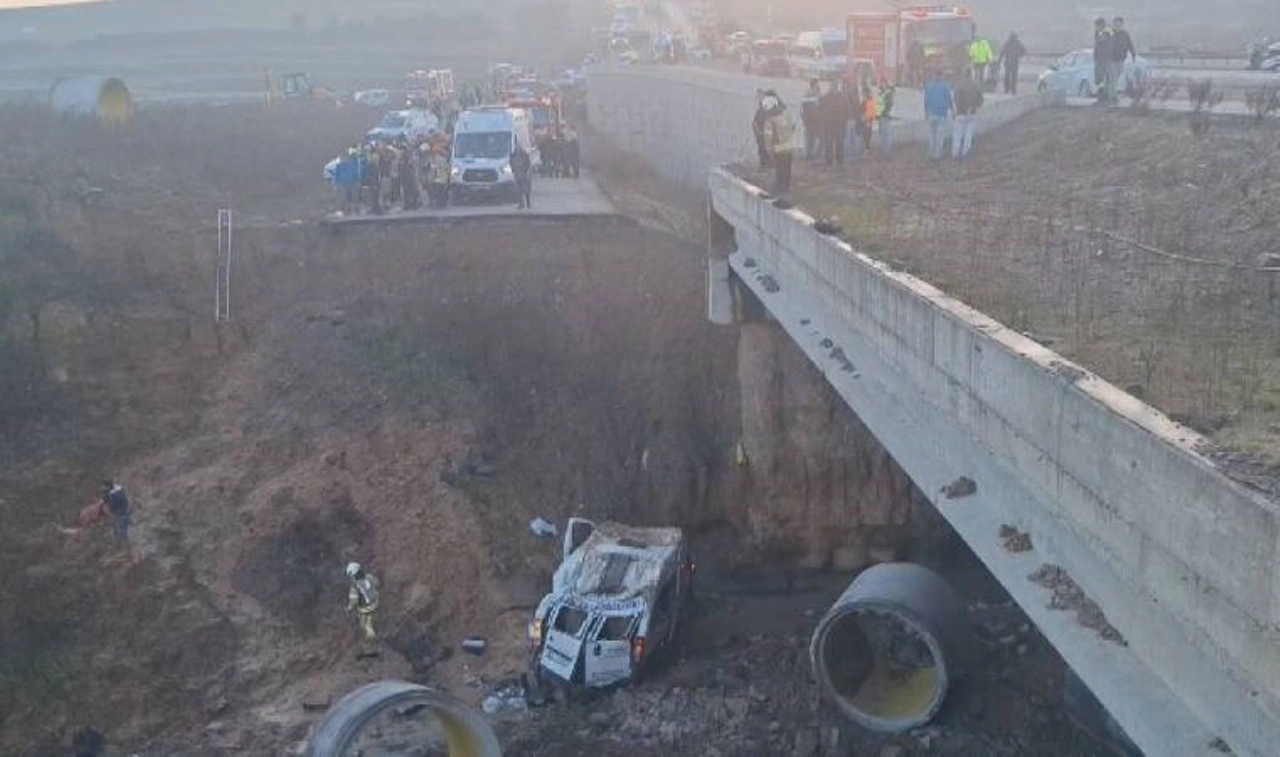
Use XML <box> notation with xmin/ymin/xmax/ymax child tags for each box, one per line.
<box><xmin>539</xmin><ymin>603</ymin><xmax>589</xmax><ymax>683</ymax></box>
<box><xmin>584</xmin><ymin>611</ymin><xmax>639</xmax><ymax>687</ymax></box>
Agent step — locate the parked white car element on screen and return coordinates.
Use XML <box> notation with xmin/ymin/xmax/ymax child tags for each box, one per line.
<box><xmin>365</xmin><ymin>108</ymin><xmax>440</xmax><ymax>143</ymax></box>
<box><xmin>1037</xmin><ymin>49</ymin><xmax>1151</xmax><ymax>97</ymax></box>
<box><xmin>529</xmin><ymin>519</ymin><xmax>694</xmax><ymax>689</ymax></box>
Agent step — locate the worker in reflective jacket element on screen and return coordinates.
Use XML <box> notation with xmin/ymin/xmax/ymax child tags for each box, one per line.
<box><xmin>346</xmin><ymin>562</ymin><xmax>380</xmax><ymax>656</ymax></box>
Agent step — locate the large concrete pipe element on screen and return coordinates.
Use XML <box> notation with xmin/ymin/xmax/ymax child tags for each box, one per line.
<box><xmin>809</xmin><ymin>563</ymin><xmax>972</xmax><ymax>732</ymax></box>
<box><xmin>305</xmin><ymin>680</ymin><xmax>502</xmax><ymax>757</ymax></box>
<box><xmin>48</xmin><ymin>76</ymin><xmax>133</xmax><ymax>124</ymax></box>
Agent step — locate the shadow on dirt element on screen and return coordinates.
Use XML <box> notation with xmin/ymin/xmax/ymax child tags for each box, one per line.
<box><xmin>233</xmin><ymin>493</ymin><xmax>369</xmax><ymax>630</ymax></box>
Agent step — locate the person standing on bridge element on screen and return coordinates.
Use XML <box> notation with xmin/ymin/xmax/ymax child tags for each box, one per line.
<box><xmin>801</xmin><ymin>79</ymin><xmax>822</xmax><ymax>162</ymax></box>
<box><xmin>1108</xmin><ymin>17</ymin><xmax>1137</xmax><ymax>105</ymax></box>
<box><xmin>752</xmin><ymin>89</ymin><xmax>771</xmax><ymax>171</ymax></box>
<box><xmin>511</xmin><ymin>142</ymin><xmax>534</xmax><ymax>210</ymax></box>
<box><xmin>952</xmin><ymin>68</ymin><xmax>983</xmax><ymax>159</ymax></box>
<box><xmin>877</xmin><ymin>80</ymin><xmax>896</xmax><ymax>158</ymax></box>
<box><xmin>906</xmin><ymin>39</ymin><xmax>926</xmax><ymax>88</ymax></box>
<box><xmin>923</xmin><ymin>69</ymin><xmax>954</xmax><ymax>161</ymax></box>
<box><xmin>817</xmin><ymin>80</ymin><xmax>848</xmax><ymax>165</ymax></box>
<box><xmin>997</xmin><ymin>32</ymin><xmax>1027</xmax><ymax>95</ymax></box>
<box><xmin>761</xmin><ymin>92</ymin><xmax>796</xmax><ymax>208</ymax></box>
<box><xmin>969</xmin><ymin>32</ymin><xmax>995</xmax><ymax>88</ymax></box>
<box><xmin>426</xmin><ymin>144</ymin><xmax>450</xmax><ymax>209</ymax></box>
<box><xmin>1093</xmin><ymin>18</ymin><xmax>1114</xmax><ymax>104</ymax></box>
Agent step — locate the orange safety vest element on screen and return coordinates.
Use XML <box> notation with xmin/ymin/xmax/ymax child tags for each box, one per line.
<box><xmin>863</xmin><ymin>95</ymin><xmax>877</xmax><ymax>123</ymax></box>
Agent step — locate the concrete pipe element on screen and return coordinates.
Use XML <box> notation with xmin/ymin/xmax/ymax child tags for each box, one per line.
<box><xmin>305</xmin><ymin>680</ymin><xmax>502</xmax><ymax>757</ymax></box>
<box><xmin>809</xmin><ymin>562</ymin><xmax>972</xmax><ymax>733</ymax></box>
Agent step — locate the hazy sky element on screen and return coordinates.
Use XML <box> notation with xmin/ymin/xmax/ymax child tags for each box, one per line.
<box><xmin>0</xmin><ymin>0</ymin><xmax>96</xmax><ymax>7</ymax></box>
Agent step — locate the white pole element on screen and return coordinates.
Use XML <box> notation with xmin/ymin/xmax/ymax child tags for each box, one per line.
<box><xmin>226</xmin><ymin>209</ymin><xmax>232</xmax><ymax>322</ymax></box>
<box><xmin>216</xmin><ymin>212</ymin><xmax>223</xmax><ymax>321</ymax></box>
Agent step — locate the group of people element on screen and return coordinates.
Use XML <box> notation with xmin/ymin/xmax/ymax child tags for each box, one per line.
<box><xmin>331</xmin><ymin>135</ymin><xmax>453</xmax><ymax>216</ymax></box>
<box><xmin>922</xmin><ymin>67</ymin><xmax>987</xmax><ymax>161</ymax></box>
<box><xmin>904</xmin><ymin>31</ymin><xmax>1029</xmax><ymax>97</ymax></box>
<box><xmin>796</xmin><ymin>77</ymin><xmax>898</xmax><ymax>168</ymax></box>
<box><xmin>1093</xmin><ymin>16</ymin><xmax>1138</xmax><ymax>105</ymax></box>
<box><xmin>535</xmin><ymin>128</ymin><xmax>583</xmax><ymax>180</ymax></box>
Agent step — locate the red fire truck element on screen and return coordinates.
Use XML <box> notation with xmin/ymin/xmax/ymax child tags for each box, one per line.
<box><xmin>847</xmin><ymin>5</ymin><xmax>975</xmax><ymax>86</ymax></box>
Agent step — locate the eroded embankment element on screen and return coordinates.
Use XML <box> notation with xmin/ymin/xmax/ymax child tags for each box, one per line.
<box><xmin>2</xmin><ymin>215</ymin><xmax>928</xmax><ymax>753</ymax></box>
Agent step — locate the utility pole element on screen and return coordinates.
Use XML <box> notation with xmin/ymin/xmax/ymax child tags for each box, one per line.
<box><xmin>216</xmin><ymin>209</ymin><xmax>232</xmax><ymax>323</ymax></box>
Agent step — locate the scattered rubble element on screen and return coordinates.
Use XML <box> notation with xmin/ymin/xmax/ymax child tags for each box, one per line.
<box><xmin>998</xmin><ymin>524</ymin><xmax>1033</xmax><ymax>553</ymax></box>
<box><xmin>941</xmin><ymin>476</ymin><xmax>978</xmax><ymax>500</ymax></box>
<box><xmin>1029</xmin><ymin>564</ymin><xmax>1125</xmax><ymax>644</ymax></box>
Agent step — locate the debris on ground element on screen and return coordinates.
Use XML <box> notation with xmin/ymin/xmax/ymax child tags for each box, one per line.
<box><xmin>461</xmin><ymin>636</ymin><xmax>487</xmax><ymax>656</ymax></box>
<box><xmin>813</xmin><ymin>217</ymin><xmax>843</xmax><ymax>235</ymax></box>
<box><xmin>529</xmin><ymin>517</ymin><xmax>558</xmax><ymax>538</ymax></box>
<box><xmin>941</xmin><ymin>476</ymin><xmax>978</xmax><ymax>500</ymax></box>
<box><xmin>482</xmin><ymin>679</ymin><xmax>529</xmax><ymax>716</ymax></box>
<box><xmin>998</xmin><ymin>524</ymin><xmax>1033</xmax><ymax>553</ymax></box>
<box><xmin>1029</xmin><ymin>564</ymin><xmax>1125</xmax><ymax>644</ymax></box>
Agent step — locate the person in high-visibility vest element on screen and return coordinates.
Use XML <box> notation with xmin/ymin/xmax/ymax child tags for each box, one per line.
<box><xmin>877</xmin><ymin>81</ymin><xmax>896</xmax><ymax>158</ymax></box>
<box><xmin>969</xmin><ymin>34</ymin><xmax>994</xmax><ymax>86</ymax></box>
<box><xmin>859</xmin><ymin>86</ymin><xmax>878</xmax><ymax>155</ymax></box>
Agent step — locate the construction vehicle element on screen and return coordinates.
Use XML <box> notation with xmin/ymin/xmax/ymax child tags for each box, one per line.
<box><xmin>847</xmin><ymin>5</ymin><xmax>976</xmax><ymax>85</ymax></box>
<box><xmin>529</xmin><ymin>519</ymin><xmax>695</xmax><ymax>689</ymax></box>
<box><xmin>265</xmin><ymin>70</ymin><xmax>340</xmax><ymax>104</ymax></box>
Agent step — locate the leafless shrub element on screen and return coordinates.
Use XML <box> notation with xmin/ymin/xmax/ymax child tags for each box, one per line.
<box><xmin>1186</xmin><ymin>78</ymin><xmax>1223</xmax><ymax>136</ymax></box>
<box><xmin>1245</xmin><ymin>84</ymin><xmax>1280</xmax><ymax>122</ymax></box>
<box><xmin>1130</xmin><ymin>76</ymin><xmax>1177</xmax><ymax>113</ymax></box>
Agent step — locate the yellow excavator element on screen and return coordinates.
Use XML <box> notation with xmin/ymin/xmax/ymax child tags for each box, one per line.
<box><xmin>265</xmin><ymin>70</ymin><xmax>341</xmax><ymax>105</ymax></box>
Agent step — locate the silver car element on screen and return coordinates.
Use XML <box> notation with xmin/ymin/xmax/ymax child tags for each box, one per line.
<box><xmin>1037</xmin><ymin>49</ymin><xmax>1150</xmax><ymax>97</ymax></box>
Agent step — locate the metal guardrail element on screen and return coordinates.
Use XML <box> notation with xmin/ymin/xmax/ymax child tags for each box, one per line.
<box><xmin>1025</xmin><ymin>50</ymin><xmax>1250</xmax><ymax>70</ymax></box>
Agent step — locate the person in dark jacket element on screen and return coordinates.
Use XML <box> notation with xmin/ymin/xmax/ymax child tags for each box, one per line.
<box><xmin>801</xmin><ymin>79</ymin><xmax>821</xmax><ymax>161</ymax></box>
<box><xmin>399</xmin><ymin>146</ymin><xmax>421</xmax><ymax>210</ymax></box>
<box><xmin>752</xmin><ymin>88</ymin><xmax>770</xmax><ymax>169</ymax></box>
<box><xmin>363</xmin><ymin>144</ymin><xmax>383</xmax><ymax>215</ymax></box>
<box><xmin>100</xmin><ymin>480</ymin><xmax>131</xmax><ymax>548</ymax></box>
<box><xmin>906</xmin><ymin>39</ymin><xmax>926</xmax><ymax>88</ymax></box>
<box><xmin>511</xmin><ymin>143</ymin><xmax>533</xmax><ymax>209</ymax></box>
<box><xmin>1108</xmin><ymin>17</ymin><xmax>1136</xmax><ymax>104</ymax></box>
<box><xmin>1093</xmin><ymin>18</ymin><xmax>1114</xmax><ymax>102</ymax></box>
<box><xmin>951</xmin><ymin>68</ymin><xmax>983</xmax><ymax>159</ymax></box>
<box><xmin>817</xmin><ymin>80</ymin><xmax>848</xmax><ymax>165</ymax></box>
<box><xmin>998</xmin><ymin>32</ymin><xmax>1027</xmax><ymax>94</ymax></box>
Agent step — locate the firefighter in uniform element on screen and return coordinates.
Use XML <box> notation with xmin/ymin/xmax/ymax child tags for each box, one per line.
<box><xmin>345</xmin><ymin>562</ymin><xmax>380</xmax><ymax>657</ymax></box>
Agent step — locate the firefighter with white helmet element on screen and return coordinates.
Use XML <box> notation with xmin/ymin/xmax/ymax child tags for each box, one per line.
<box><xmin>345</xmin><ymin>562</ymin><xmax>380</xmax><ymax>657</ymax></box>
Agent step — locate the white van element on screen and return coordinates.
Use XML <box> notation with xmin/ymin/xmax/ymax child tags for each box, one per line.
<box><xmin>529</xmin><ymin>519</ymin><xmax>694</xmax><ymax>690</ymax></box>
<box><xmin>790</xmin><ymin>28</ymin><xmax>848</xmax><ymax>80</ymax></box>
<box><xmin>450</xmin><ymin>107</ymin><xmax>539</xmax><ymax>203</ymax></box>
